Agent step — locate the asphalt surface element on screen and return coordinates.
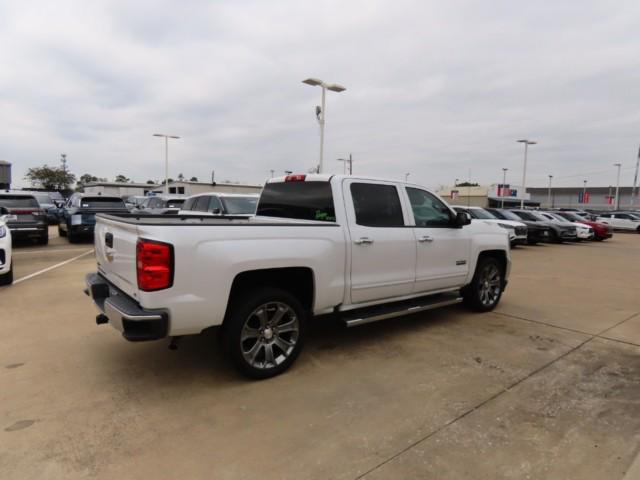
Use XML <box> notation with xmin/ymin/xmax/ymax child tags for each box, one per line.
<box><xmin>1</xmin><ymin>227</ymin><xmax>639</xmax><ymax>479</ymax></box>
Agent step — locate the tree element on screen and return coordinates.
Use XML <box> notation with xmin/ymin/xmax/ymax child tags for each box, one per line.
<box><xmin>146</xmin><ymin>180</ymin><xmax>156</xmax><ymax>185</ymax></box>
<box><xmin>177</xmin><ymin>173</ymin><xmax>185</xmax><ymax>181</ymax></box>
<box><xmin>160</xmin><ymin>178</ymin><xmax>174</xmax><ymax>185</ymax></box>
<box><xmin>189</xmin><ymin>176</ymin><xmax>198</xmax><ymax>182</ymax></box>
<box><xmin>25</xmin><ymin>165</ymin><xmax>76</xmax><ymax>190</ymax></box>
<box><xmin>456</xmin><ymin>182</ymin><xmax>479</xmax><ymax>187</ymax></box>
<box><xmin>114</xmin><ymin>174</ymin><xmax>130</xmax><ymax>183</ymax></box>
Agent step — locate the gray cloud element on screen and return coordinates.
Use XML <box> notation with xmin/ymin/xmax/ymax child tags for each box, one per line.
<box><xmin>1</xmin><ymin>0</ymin><xmax>639</xmax><ymax>189</ymax></box>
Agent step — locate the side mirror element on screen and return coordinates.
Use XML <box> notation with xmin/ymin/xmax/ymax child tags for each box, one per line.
<box><xmin>211</xmin><ymin>208</ymin><xmax>221</xmax><ymax>215</ymax></box>
<box><xmin>454</xmin><ymin>211</ymin><xmax>471</xmax><ymax>227</ymax></box>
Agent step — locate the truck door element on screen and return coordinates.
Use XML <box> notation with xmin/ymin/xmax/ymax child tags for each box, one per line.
<box><xmin>344</xmin><ymin>180</ymin><xmax>416</xmax><ymax>304</ymax></box>
<box><xmin>403</xmin><ymin>187</ymin><xmax>471</xmax><ymax>292</ymax></box>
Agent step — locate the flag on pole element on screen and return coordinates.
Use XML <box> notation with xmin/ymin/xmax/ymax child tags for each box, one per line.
<box><xmin>451</xmin><ymin>190</ymin><xmax>459</xmax><ymax>200</ymax></box>
<box><xmin>632</xmin><ymin>145</ymin><xmax>640</xmax><ymax>206</ymax></box>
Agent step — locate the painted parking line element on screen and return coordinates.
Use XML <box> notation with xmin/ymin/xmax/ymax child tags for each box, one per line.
<box><xmin>12</xmin><ymin>249</ymin><xmax>95</xmax><ymax>285</ymax></box>
<box><xmin>13</xmin><ymin>247</ymin><xmax>92</xmax><ymax>256</ymax></box>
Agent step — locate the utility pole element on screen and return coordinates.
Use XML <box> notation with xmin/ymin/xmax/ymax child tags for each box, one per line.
<box><xmin>614</xmin><ymin>163</ymin><xmax>622</xmax><ymax>210</ymax></box>
<box><xmin>153</xmin><ymin>134</ymin><xmax>180</xmax><ymax>194</ymax></box>
<box><xmin>517</xmin><ymin>139</ymin><xmax>537</xmax><ymax>208</ymax></box>
<box><xmin>548</xmin><ymin>175</ymin><xmax>553</xmax><ymax>208</ymax></box>
<box><xmin>337</xmin><ymin>154</ymin><xmax>353</xmax><ymax>175</ymax></box>
<box><xmin>270</xmin><ymin>169</ymin><xmax>274</xmax><ymax>178</ymax></box>
<box><xmin>632</xmin><ymin>146</ymin><xmax>640</xmax><ymax>207</ymax></box>
<box><xmin>501</xmin><ymin>168</ymin><xmax>508</xmax><ymax>209</ymax></box>
<box><xmin>60</xmin><ymin>153</ymin><xmax>67</xmax><ymax>173</ymax></box>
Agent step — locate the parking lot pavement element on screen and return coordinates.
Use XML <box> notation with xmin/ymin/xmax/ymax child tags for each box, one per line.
<box><xmin>10</xmin><ymin>226</ymin><xmax>94</xmax><ymax>281</ymax></box>
<box><xmin>1</xmin><ymin>235</ymin><xmax>639</xmax><ymax>479</ymax></box>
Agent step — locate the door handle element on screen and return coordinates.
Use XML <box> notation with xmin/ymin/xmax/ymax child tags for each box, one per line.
<box><xmin>418</xmin><ymin>235</ymin><xmax>434</xmax><ymax>243</ymax></box>
<box><xmin>354</xmin><ymin>237</ymin><xmax>374</xmax><ymax>245</ymax></box>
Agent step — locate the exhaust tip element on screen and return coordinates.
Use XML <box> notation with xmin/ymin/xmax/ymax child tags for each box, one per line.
<box><xmin>96</xmin><ymin>314</ymin><xmax>109</xmax><ymax>325</ymax></box>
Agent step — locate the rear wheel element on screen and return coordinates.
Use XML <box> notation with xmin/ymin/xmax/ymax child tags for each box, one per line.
<box><xmin>58</xmin><ymin>224</ymin><xmax>67</xmax><ymax>237</ymax></box>
<box><xmin>462</xmin><ymin>257</ymin><xmax>505</xmax><ymax>312</ymax></box>
<box><xmin>68</xmin><ymin>230</ymin><xmax>78</xmax><ymax>243</ymax></box>
<box><xmin>0</xmin><ymin>263</ymin><xmax>13</xmax><ymax>286</ymax></box>
<box><xmin>223</xmin><ymin>287</ymin><xmax>307</xmax><ymax>379</ymax></box>
<box><xmin>37</xmin><ymin>233</ymin><xmax>48</xmax><ymax>245</ymax></box>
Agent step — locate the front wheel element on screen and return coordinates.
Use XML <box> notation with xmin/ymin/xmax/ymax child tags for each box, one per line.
<box><xmin>0</xmin><ymin>263</ymin><xmax>13</xmax><ymax>286</ymax></box>
<box><xmin>462</xmin><ymin>257</ymin><xmax>505</xmax><ymax>312</ymax></box>
<box><xmin>223</xmin><ymin>287</ymin><xmax>307</xmax><ymax>379</ymax></box>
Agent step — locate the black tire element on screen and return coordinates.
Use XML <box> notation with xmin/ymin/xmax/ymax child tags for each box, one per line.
<box><xmin>37</xmin><ymin>233</ymin><xmax>49</xmax><ymax>245</ymax></box>
<box><xmin>0</xmin><ymin>262</ymin><xmax>13</xmax><ymax>286</ymax></box>
<box><xmin>550</xmin><ymin>230</ymin><xmax>562</xmax><ymax>244</ymax></box>
<box><xmin>68</xmin><ymin>230</ymin><xmax>78</xmax><ymax>243</ymax></box>
<box><xmin>223</xmin><ymin>287</ymin><xmax>307</xmax><ymax>379</ymax></box>
<box><xmin>58</xmin><ymin>224</ymin><xmax>67</xmax><ymax>237</ymax></box>
<box><xmin>462</xmin><ymin>256</ymin><xmax>505</xmax><ymax>312</ymax></box>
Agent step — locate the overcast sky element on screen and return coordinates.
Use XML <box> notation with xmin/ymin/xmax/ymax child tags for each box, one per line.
<box><xmin>1</xmin><ymin>0</ymin><xmax>639</xmax><ymax>189</ymax></box>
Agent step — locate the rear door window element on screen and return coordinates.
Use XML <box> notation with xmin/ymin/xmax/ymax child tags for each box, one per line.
<box><xmin>194</xmin><ymin>196</ymin><xmax>211</xmax><ymax>212</ymax></box>
<box><xmin>350</xmin><ymin>183</ymin><xmax>405</xmax><ymax>227</ymax></box>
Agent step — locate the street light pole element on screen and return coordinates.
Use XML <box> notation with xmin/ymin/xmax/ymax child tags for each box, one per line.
<box><xmin>337</xmin><ymin>154</ymin><xmax>353</xmax><ymax>175</ymax></box>
<box><xmin>582</xmin><ymin>179</ymin><xmax>587</xmax><ymax>205</ymax></box>
<box><xmin>547</xmin><ymin>175</ymin><xmax>553</xmax><ymax>208</ymax></box>
<box><xmin>517</xmin><ymin>139</ymin><xmax>537</xmax><ymax>208</ymax></box>
<box><xmin>404</xmin><ymin>173</ymin><xmax>410</xmax><ymax>182</ymax></box>
<box><xmin>153</xmin><ymin>133</ymin><xmax>180</xmax><ymax>194</ymax></box>
<box><xmin>614</xmin><ymin>163</ymin><xmax>622</xmax><ymax>210</ymax></box>
<box><xmin>501</xmin><ymin>168</ymin><xmax>508</xmax><ymax>208</ymax></box>
<box><xmin>302</xmin><ymin>78</ymin><xmax>346</xmax><ymax>174</ymax></box>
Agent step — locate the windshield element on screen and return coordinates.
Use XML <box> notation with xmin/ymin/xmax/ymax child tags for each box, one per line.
<box><xmin>221</xmin><ymin>196</ymin><xmax>258</xmax><ymax>215</ymax></box>
<box><xmin>80</xmin><ymin>197</ymin><xmax>127</xmax><ymax>209</ymax></box>
<box><xmin>165</xmin><ymin>199</ymin><xmax>185</xmax><ymax>208</ymax></box>
<box><xmin>0</xmin><ymin>195</ymin><xmax>39</xmax><ymax>208</ymax></box>
<box><xmin>512</xmin><ymin>210</ymin><xmax>538</xmax><ymax>221</ymax></box>
<box><xmin>33</xmin><ymin>193</ymin><xmax>53</xmax><ymax>205</ymax></box>
<box><xmin>470</xmin><ymin>208</ymin><xmax>497</xmax><ymax>219</ymax></box>
<box><xmin>558</xmin><ymin>212</ymin><xmax>582</xmax><ymax>222</ymax></box>
<box><xmin>547</xmin><ymin>212</ymin><xmax>570</xmax><ymax>223</ymax></box>
<box><xmin>498</xmin><ymin>210</ymin><xmax>523</xmax><ymax>221</ymax></box>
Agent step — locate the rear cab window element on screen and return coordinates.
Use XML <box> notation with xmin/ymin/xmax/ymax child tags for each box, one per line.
<box><xmin>80</xmin><ymin>197</ymin><xmax>127</xmax><ymax>209</ymax></box>
<box><xmin>0</xmin><ymin>195</ymin><xmax>39</xmax><ymax>208</ymax></box>
<box><xmin>257</xmin><ymin>181</ymin><xmax>336</xmax><ymax>222</ymax></box>
<box><xmin>350</xmin><ymin>183</ymin><xmax>404</xmax><ymax>227</ymax></box>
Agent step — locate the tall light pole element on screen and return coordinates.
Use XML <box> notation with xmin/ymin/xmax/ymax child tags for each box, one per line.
<box><xmin>153</xmin><ymin>134</ymin><xmax>180</xmax><ymax>194</ymax></box>
<box><xmin>302</xmin><ymin>78</ymin><xmax>346</xmax><ymax>174</ymax></box>
<box><xmin>582</xmin><ymin>179</ymin><xmax>587</xmax><ymax>205</ymax></box>
<box><xmin>501</xmin><ymin>168</ymin><xmax>508</xmax><ymax>208</ymax></box>
<box><xmin>337</xmin><ymin>154</ymin><xmax>353</xmax><ymax>175</ymax></box>
<box><xmin>454</xmin><ymin>178</ymin><xmax>459</xmax><ymax>187</ymax></box>
<box><xmin>517</xmin><ymin>139</ymin><xmax>537</xmax><ymax>208</ymax></box>
<box><xmin>548</xmin><ymin>175</ymin><xmax>553</xmax><ymax>208</ymax></box>
<box><xmin>404</xmin><ymin>173</ymin><xmax>410</xmax><ymax>182</ymax></box>
<box><xmin>614</xmin><ymin>163</ymin><xmax>622</xmax><ymax>210</ymax></box>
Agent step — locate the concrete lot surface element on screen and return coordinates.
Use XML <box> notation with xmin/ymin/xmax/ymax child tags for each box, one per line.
<box><xmin>1</xmin><ymin>228</ymin><xmax>639</xmax><ymax>479</ymax></box>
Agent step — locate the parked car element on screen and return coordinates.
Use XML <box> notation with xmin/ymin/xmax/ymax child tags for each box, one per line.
<box><xmin>0</xmin><ymin>207</ymin><xmax>13</xmax><ymax>286</ymax></box>
<box><xmin>485</xmin><ymin>208</ymin><xmax>549</xmax><ymax>245</ymax></box>
<box><xmin>179</xmin><ymin>193</ymin><xmax>260</xmax><ymax>216</ymax></box>
<box><xmin>86</xmin><ymin>174</ymin><xmax>511</xmax><ymax>379</ymax></box>
<box><xmin>123</xmin><ymin>195</ymin><xmax>147</xmax><ymax>210</ymax></box>
<box><xmin>538</xmin><ymin>212</ymin><xmax>594</xmax><ymax>240</ymax></box>
<box><xmin>596</xmin><ymin>212</ymin><xmax>640</xmax><ymax>233</ymax></box>
<box><xmin>554</xmin><ymin>211</ymin><xmax>612</xmax><ymax>241</ymax></box>
<box><xmin>509</xmin><ymin>209</ymin><xmax>577</xmax><ymax>243</ymax></box>
<box><xmin>30</xmin><ymin>192</ymin><xmax>60</xmax><ymax>224</ymax></box>
<box><xmin>452</xmin><ymin>206</ymin><xmax>527</xmax><ymax>247</ymax></box>
<box><xmin>132</xmin><ymin>195</ymin><xmax>186</xmax><ymax>215</ymax></box>
<box><xmin>0</xmin><ymin>192</ymin><xmax>48</xmax><ymax>244</ymax></box>
<box><xmin>58</xmin><ymin>194</ymin><xmax>129</xmax><ymax>242</ymax></box>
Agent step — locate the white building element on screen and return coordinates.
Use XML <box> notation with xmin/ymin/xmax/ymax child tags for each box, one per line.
<box><xmin>151</xmin><ymin>180</ymin><xmax>263</xmax><ymax>196</ymax></box>
<box><xmin>83</xmin><ymin>182</ymin><xmax>158</xmax><ymax>197</ymax></box>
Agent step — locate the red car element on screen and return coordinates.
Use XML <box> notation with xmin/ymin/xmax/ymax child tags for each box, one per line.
<box><xmin>555</xmin><ymin>211</ymin><xmax>613</xmax><ymax>241</ymax></box>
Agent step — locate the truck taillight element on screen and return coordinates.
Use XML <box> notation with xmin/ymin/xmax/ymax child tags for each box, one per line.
<box><xmin>284</xmin><ymin>174</ymin><xmax>306</xmax><ymax>182</ymax></box>
<box><xmin>136</xmin><ymin>239</ymin><xmax>174</xmax><ymax>291</ymax></box>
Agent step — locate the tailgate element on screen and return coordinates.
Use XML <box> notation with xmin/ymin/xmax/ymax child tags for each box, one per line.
<box><xmin>94</xmin><ymin>216</ymin><xmax>140</xmax><ymax>299</ymax></box>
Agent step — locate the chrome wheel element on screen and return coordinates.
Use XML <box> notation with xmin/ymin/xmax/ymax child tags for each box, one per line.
<box><xmin>477</xmin><ymin>263</ymin><xmax>501</xmax><ymax>307</ymax></box>
<box><xmin>240</xmin><ymin>302</ymin><xmax>300</xmax><ymax>370</ymax></box>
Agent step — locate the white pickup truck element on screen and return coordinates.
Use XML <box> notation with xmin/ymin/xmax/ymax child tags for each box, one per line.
<box><xmin>86</xmin><ymin>174</ymin><xmax>511</xmax><ymax>378</ymax></box>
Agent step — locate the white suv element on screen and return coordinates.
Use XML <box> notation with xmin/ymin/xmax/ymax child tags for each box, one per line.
<box><xmin>453</xmin><ymin>206</ymin><xmax>528</xmax><ymax>246</ymax></box>
<box><xmin>596</xmin><ymin>212</ymin><xmax>640</xmax><ymax>233</ymax></box>
<box><xmin>0</xmin><ymin>208</ymin><xmax>13</xmax><ymax>286</ymax></box>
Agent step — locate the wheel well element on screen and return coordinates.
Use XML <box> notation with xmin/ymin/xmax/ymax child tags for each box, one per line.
<box><xmin>478</xmin><ymin>250</ymin><xmax>507</xmax><ymax>275</ymax></box>
<box><xmin>227</xmin><ymin>267</ymin><xmax>315</xmax><ymax>313</ymax></box>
